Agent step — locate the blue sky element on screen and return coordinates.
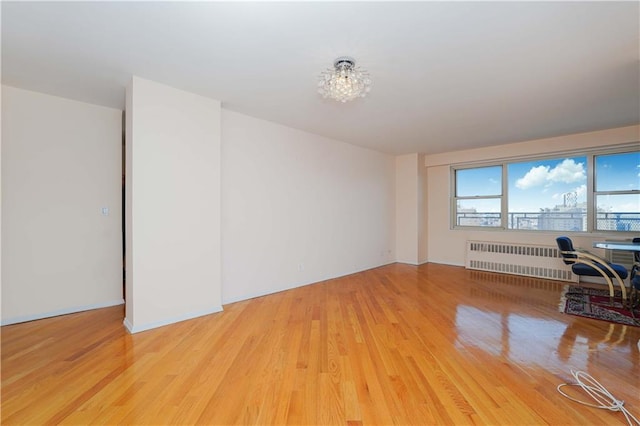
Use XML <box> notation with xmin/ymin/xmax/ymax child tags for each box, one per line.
<box><xmin>508</xmin><ymin>157</ymin><xmax>588</xmax><ymax>212</ymax></box>
<box><xmin>457</xmin><ymin>152</ymin><xmax>639</xmax><ymax>213</ymax></box>
<box><xmin>594</xmin><ymin>152</ymin><xmax>640</xmax><ymax>213</ymax></box>
<box><xmin>595</xmin><ymin>152</ymin><xmax>640</xmax><ymax>192</ymax></box>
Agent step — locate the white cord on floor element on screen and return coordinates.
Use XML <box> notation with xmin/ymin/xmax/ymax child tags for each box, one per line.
<box><xmin>557</xmin><ymin>370</ymin><xmax>640</xmax><ymax>426</ymax></box>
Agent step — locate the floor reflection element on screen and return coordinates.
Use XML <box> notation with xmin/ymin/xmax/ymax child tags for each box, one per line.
<box><xmin>454</xmin><ymin>271</ymin><xmax>640</xmax><ymax>379</ymax></box>
<box><xmin>456</xmin><ymin>305</ymin><xmax>639</xmax><ymax>374</ymax></box>
<box><xmin>455</xmin><ymin>306</ymin><xmax>575</xmax><ymax>366</ymax></box>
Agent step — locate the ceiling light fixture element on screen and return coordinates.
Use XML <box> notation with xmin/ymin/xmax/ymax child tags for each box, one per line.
<box><xmin>318</xmin><ymin>57</ymin><xmax>372</xmax><ymax>103</ymax></box>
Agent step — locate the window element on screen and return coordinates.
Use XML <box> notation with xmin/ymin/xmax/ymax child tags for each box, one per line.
<box><xmin>594</xmin><ymin>151</ymin><xmax>640</xmax><ymax>231</ymax></box>
<box><xmin>452</xmin><ymin>147</ymin><xmax>639</xmax><ymax>233</ymax></box>
<box><xmin>507</xmin><ymin>156</ymin><xmax>587</xmax><ymax>231</ymax></box>
<box><xmin>454</xmin><ymin>166</ymin><xmax>502</xmax><ymax>227</ymax></box>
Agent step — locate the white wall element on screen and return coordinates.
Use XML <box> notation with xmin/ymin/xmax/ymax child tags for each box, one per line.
<box><xmin>395</xmin><ymin>155</ymin><xmax>418</xmax><ymax>263</ymax></box>
<box><xmin>221</xmin><ymin>109</ymin><xmax>395</xmax><ymax>304</ymax></box>
<box><xmin>3</xmin><ymin>80</ymin><xmax>393</xmax><ymax>329</ymax></box>
<box><xmin>395</xmin><ymin>154</ymin><xmax>428</xmax><ymax>264</ymax></box>
<box><xmin>1</xmin><ymin>85</ymin><xmax>123</xmax><ymax>325</ymax></box>
<box><xmin>6</xmin><ymin>81</ymin><xmax>632</xmax><ymax>327</ymax></box>
<box><xmin>124</xmin><ymin>77</ymin><xmax>222</xmax><ymax>333</ymax></box>
<box><xmin>418</xmin><ymin>154</ymin><xmax>428</xmax><ymax>263</ymax></box>
<box><xmin>424</xmin><ymin>125</ymin><xmax>640</xmax><ymax>266</ymax></box>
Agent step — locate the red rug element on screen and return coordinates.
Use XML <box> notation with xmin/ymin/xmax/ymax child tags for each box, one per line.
<box><xmin>559</xmin><ymin>285</ymin><xmax>639</xmax><ymax>327</ymax></box>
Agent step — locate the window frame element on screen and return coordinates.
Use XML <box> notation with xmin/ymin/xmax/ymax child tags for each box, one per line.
<box><xmin>450</xmin><ymin>144</ymin><xmax>639</xmax><ymax>234</ymax></box>
<box><xmin>593</xmin><ymin>150</ymin><xmax>640</xmax><ymax>232</ymax></box>
<box><xmin>451</xmin><ymin>164</ymin><xmax>505</xmax><ymax>229</ymax></box>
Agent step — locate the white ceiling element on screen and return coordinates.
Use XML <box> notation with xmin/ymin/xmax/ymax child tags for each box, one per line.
<box><xmin>2</xmin><ymin>1</ymin><xmax>638</xmax><ymax>155</ymax></box>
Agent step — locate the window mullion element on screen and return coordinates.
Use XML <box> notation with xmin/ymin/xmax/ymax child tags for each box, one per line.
<box><xmin>587</xmin><ymin>154</ymin><xmax>594</xmax><ymax>232</ymax></box>
<box><xmin>501</xmin><ymin>163</ymin><xmax>508</xmax><ymax>229</ymax></box>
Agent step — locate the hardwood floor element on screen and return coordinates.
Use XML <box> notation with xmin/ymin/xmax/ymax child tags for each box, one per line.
<box><xmin>2</xmin><ymin>263</ymin><xmax>639</xmax><ymax>425</ymax></box>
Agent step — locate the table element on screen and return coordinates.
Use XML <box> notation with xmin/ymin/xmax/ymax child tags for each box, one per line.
<box><xmin>592</xmin><ymin>241</ymin><xmax>640</xmax><ymax>308</ymax></box>
<box><xmin>592</xmin><ymin>241</ymin><xmax>640</xmax><ymax>252</ymax></box>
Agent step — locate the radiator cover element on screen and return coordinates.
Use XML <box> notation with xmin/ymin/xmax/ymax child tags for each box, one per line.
<box><xmin>465</xmin><ymin>241</ymin><xmax>578</xmax><ymax>282</ymax></box>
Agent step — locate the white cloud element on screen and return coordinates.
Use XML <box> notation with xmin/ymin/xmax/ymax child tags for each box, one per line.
<box><xmin>515</xmin><ymin>159</ymin><xmax>585</xmax><ymax>190</ymax></box>
<box><xmin>548</xmin><ymin>159</ymin><xmax>586</xmax><ymax>183</ymax></box>
<box><xmin>550</xmin><ymin>184</ymin><xmax>586</xmax><ymax>206</ymax></box>
<box><xmin>516</xmin><ymin>165</ymin><xmax>549</xmax><ymax>189</ymax></box>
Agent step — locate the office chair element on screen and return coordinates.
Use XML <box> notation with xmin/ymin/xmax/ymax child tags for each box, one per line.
<box><xmin>556</xmin><ymin>236</ymin><xmax>628</xmax><ymax>305</ymax></box>
<box><xmin>630</xmin><ymin>237</ymin><xmax>640</xmax><ymax>307</ymax></box>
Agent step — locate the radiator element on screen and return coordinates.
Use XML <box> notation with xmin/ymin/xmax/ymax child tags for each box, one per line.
<box><xmin>465</xmin><ymin>241</ymin><xmax>578</xmax><ymax>282</ymax></box>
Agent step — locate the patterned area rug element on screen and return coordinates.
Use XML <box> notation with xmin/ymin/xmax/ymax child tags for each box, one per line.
<box><xmin>559</xmin><ymin>285</ymin><xmax>639</xmax><ymax>327</ymax></box>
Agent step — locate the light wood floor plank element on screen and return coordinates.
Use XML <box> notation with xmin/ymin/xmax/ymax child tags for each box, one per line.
<box><xmin>2</xmin><ymin>263</ymin><xmax>639</xmax><ymax>425</ymax></box>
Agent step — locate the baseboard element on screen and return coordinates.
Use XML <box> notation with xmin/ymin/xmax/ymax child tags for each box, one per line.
<box><xmin>1</xmin><ymin>299</ymin><xmax>125</xmax><ymax>326</ymax></box>
<box><xmin>396</xmin><ymin>260</ymin><xmax>430</xmax><ymax>266</ymax></box>
<box><xmin>222</xmin><ymin>282</ymin><xmax>304</xmax><ymax>306</ymax></box>
<box><xmin>433</xmin><ymin>260</ymin><xmax>465</xmax><ymax>268</ymax></box>
<box><xmin>222</xmin><ymin>261</ymin><xmax>398</xmax><ymax>305</ymax></box>
<box><xmin>123</xmin><ymin>317</ymin><xmax>135</xmax><ymax>333</ymax></box>
<box><xmin>123</xmin><ymin>305</ymin><xmax>224</xmax><ymax>334</ymax></box>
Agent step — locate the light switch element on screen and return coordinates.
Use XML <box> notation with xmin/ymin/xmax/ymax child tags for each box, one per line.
<box><xmin>101</xmin><ymin>207</ymin><xmax>109</xmax><ymax>216</ymax></box>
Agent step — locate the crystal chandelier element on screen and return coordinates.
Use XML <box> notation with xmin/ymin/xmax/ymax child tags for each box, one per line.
<box><xmin>318</xmin><ymin>57</ymin><xmax>372</xmax><ymax>103</ymax></box>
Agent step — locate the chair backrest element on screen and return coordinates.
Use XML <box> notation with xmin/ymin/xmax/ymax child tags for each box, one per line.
<box><xmin>556</xmin><ymin>236</ymin><xmax>576</xmax><ymax>265</ymax></box>
<box><xmin>633</xmin><ymin>237</ymin><xmax>640</xmax><ymax>263</ymax></box>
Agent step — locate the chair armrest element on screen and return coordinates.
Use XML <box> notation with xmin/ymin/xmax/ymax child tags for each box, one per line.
<box><xmin>559</xmin><ymin>249</ymin><xmax>627</xmax><ymax>302</ymax></box>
